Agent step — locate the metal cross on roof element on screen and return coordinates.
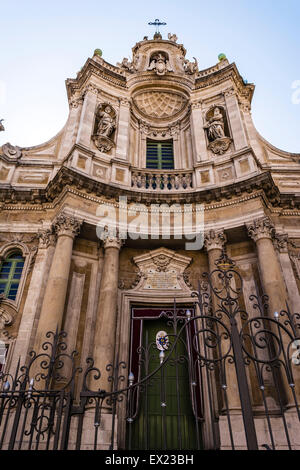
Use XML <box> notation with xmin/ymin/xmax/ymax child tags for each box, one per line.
<box><xmin>148</xmin><ymin>19</ymin><xmax>167</xmax><ymax>34</ymax></box>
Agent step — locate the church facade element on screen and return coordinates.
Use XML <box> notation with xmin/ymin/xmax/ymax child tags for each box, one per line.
<box><xmin>1</xmin><ymin>31</ymin><xmax>300</xmax><ymax>450</ymax></box>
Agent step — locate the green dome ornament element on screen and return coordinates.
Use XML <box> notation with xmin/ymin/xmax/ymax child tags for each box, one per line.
<box><xmin>218</xmin><ymin>53</ymin><xmax>227</xmax><ymax>61</ymax></box>
<box><xmin>93</xmin><ymin>49</ymin><xmax>103</xmax><ymax>58</ymax></box>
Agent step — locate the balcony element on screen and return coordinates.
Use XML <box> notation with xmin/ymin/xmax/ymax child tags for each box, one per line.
<box><xmin>131</xmin><ymin>169</ymin><xmax>193</xmax><ymax>191</ymax></box>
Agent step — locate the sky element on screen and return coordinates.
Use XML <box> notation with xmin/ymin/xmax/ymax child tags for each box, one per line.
<box><xmin>0</xmin><ymin>0</ymin><xmax>300</xmax><ymax>152</ymax></box>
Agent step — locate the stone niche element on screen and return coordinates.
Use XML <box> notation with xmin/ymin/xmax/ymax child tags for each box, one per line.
<box><xmin>92</xmin><ymin>103</ymin><xmax>117</xmax><ymax>153</ymax></box>
<box><xmin>203</xmin><ymin>105</ymin><xmax>232</xmax><ymax>155</ymax></box>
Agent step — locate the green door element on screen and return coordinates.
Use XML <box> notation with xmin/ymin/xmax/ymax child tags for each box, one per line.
<box><xmin>130</xmin><ymin>318</ymin><xmax>200</xmax><ymax>450</ymax></box>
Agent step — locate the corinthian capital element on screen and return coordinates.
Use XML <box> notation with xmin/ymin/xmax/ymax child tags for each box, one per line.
<box><xmin>204</xmin><ymin>229</ymin><xmax>227</xmax><ymax>252</ymax></box>
<box><xmin>38</xmin><ymin>229</ymin><xmax>57</xmax><ymax>248</ymax></box>
<box><xmin>102</xmin><ymin>229</ymin><xmax>124</xmax><ymax>250</ymax></box>
<box><xmin>273</xmin><ymin>233</ymin><xmax>289</xmax><ymax>253</ymax></box>
<box><xmin>246</xmin><ymin>217</ymin><xmax>275</xmax><ymax>243</ymax></box>
<box><xmin>54</xmin><ymin>214</ymin><xmax>82</xmax><ymax>238</ymax></box>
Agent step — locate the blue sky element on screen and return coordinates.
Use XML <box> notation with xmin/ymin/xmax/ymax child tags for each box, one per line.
<box><xmin>1</xmin><ymin>0</ymin><xmax>300</xmax><ymax>152</ymax></box>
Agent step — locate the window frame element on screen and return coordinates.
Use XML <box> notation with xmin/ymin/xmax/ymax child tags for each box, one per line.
<box><xmin>146</xmin><ymin>139</ymin><xmax>174</xmax><ymax>170</ymax></box>
<box><xmin>0</xmin><ymin>252</ymin><xmax>25</xmax><ymax>301</ymax></box>
<box><xmin>0</xmin><ymin>242</ymin><xmax>32</xmax><ymax>308</ymax></box>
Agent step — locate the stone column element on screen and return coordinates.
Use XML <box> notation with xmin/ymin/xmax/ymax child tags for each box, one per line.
<box><xmin>33</xmin><ymin>214</ymin><xmax>82</xmax><ymax>354</ymax></box>
<box><xmin>246</xmin><ymin>218</ymin><xmax>288</xmax><ymax>317</ymax></box>
<box><xmin>115</xmin><ymin>99</ymin><xmax>130</xmax><ymax>160</ymax></box>
<box><xmin>246</xmin><ymin>217</ymin><xmax>296</xmax><ymax>407</ymax></box>
<box><xmin>76</xmin><ymin>85</ymin><xmax>98</xmax><ymax>147</ymax></box>
<box><xmin>58</xmin><ymin>98</ymin><xmax>83</xmax><ymax>161</ymax></box>
<box><xmin>224</xmin><ymin>88</ymin><xmax>248</xmax><ymax>151</ymax></box>
<box><xmin>204</xmin><ymin>230</ymin><xmax>242</xmax><ymax>413</ymax></box>
<box><xmin>91</xmin><ymin>234</ymin><xmax>123</xmax><ymax>392</ymax></box>
<box><xmin>9</xmin><ymin>229</ymin><xmax>56</xmax><ymax>372</ymax></box>
<box><xmin>274</xmin><ymin>233</ymin><xmax>300</xmax><ymax>314</ymax></box>
<box><xmin>190</xmin><ymin>101</ymin><xmax>208</xmax><ymax>163</ymax></box>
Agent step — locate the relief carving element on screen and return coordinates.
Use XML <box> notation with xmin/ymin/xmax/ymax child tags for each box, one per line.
<box><xmin>147</xmin><ymin>52</ymin><xmax>173</xmax><ymax>76</ymax></box>
<box><xmin>2</xmin><ymin>143</ymin><xmax>22</xmax><ymax>159</ymax></box>
<box><xmin>0</xmin><ymin>302</ymin><xmax>14</xmax><ymax>342</ymax></box>
<box><xmin>131</xmin><ymin>248</ymin><xmax>192</xmax><ymax>292</ymax></box>
<box><xmin>134</xmin><ymin>91</ymin><xmax>187</xmax><ymax>119</ymax></box>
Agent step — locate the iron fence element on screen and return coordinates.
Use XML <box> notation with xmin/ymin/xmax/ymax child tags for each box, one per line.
<box><xmin>0</xmin><ymin>250</ymin><xmax>300</xmax><ymax>450</ymax></box>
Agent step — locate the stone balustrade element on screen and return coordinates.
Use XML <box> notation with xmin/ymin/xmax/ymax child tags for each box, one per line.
<box><xmin>131</xmin><ymin>169</ymin><xmax>193</xmax><ymax>191</ymax></box>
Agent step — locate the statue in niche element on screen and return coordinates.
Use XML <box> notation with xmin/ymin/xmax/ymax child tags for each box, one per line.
<box><xmin>204</xmin><ymin>107</ymin><xmax>225</xmax><ymax>141</ymax></box>
<box><xmin>204</xmin><ymin>107</ymin><xmax>232</xmax><ymax>155</ymax></box>
<box><xmin>148</xmin><ymin>52</ymin><xmax>173</xmax><ymax>76</ymax></box>
<box><xmin>92</xmin><ymin>104</ymin><xmax>116</xmax><ymax>153</ymax></box>
<box><xmin>97</xmin><ymin>105</ymin><xmax>115</xmax><ymax>137</ymax></box>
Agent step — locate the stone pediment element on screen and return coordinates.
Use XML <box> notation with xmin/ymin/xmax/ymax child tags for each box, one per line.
<box><xmin>132</xmin><ymin>247</ymin><xmax>192</xmax><ymax>292</ymax></box>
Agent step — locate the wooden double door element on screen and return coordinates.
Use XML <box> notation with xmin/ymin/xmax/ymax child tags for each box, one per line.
<box><xmin>129</xmin><ymin>307</ymin><xmax>202</xmax><ymax>450</ymax></box>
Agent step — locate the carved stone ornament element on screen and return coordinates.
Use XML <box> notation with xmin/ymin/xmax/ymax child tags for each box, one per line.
<box><xmin>208</xmin><ymin>136</ymin><xmax>232</xmax><ymax>155</ymax></box>
<box><xmin>99</xmin><ymin>227</ymin><xmax>124</xmax><ymax>250</ymax></box>
<box><xmin>38</xmin><ymin>228</ymin><xmax>57</xmax><ymax>248</ymax></box>
<box><xmin>134</xmin><ymin>91</ymin><xmax>187</xmax><ymax>119</ymax></box>
<box><xmin>54</xmin><ymin>214</ymin><xmax>82</xmax><ymax>238</ymax></box>
<box><xmin>147</xmin><ymin>53</ymin><xmax>173</xmax><ymax>76</ymax></box>
<box><xmin>117</xmin><ymin>57</ymin><xmax>136</xmax><ymax>73</ymax></box>
<box><xmin>290</xmin><ymin>253</ymin><xmax>300</xmax><ymax>280</ymax></box>
<box><xmin>131</xmin><ymin>247</ymin><xmax>192</xmax><ymax>292</ymax></box>
<box><xmin>204</xmin><ymin>229</ymin><xmax>227</xmax><ymax>252</ymax></box>
<box><xmin>119</xmin><ymin>269</ymin><xmax>144</xmax><ymax>290</ymax></box>
<box><xmin>2</xmin><ymin>142</ymin><xmax>22</xmax><ymax>159</ymax></box>
<box><xmin>273</xmin><ymin>233</ymin><xmax>289</xmax><ymax>253</ymax></box>
<box><xmin>92</xmin><ymin>135</ymin><xmax>115</xmax><ymax>153</ymax></box>
<box><xmin>0</xmin><ymin>307</ymin><xmax>13</xmax><ymax>331</ymax></box>
<box><xmin>167</xmin><ymin>33</ymin><xmax>178</xmax><ymax>43</ymax></box>
<box><xmin>246</xmin><ymin>217</ymin><xmax>275</xmax><ymax>243</ymax></box>
<box><xmin>153</xmin><ymin>254</ymin><xmax>171</xmax><ymax>272</ymax></box>
<box><xmin>92</xmin><ymin>104</ymin><xmax>116</xmax><ymax>153</ymax></box>
<box><xmin>182</xmin><ymin>57</ymin><xmax>198</xmax><ymax>75</ymax></box>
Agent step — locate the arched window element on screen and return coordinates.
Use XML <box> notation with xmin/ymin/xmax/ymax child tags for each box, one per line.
<box><xmin>0</xmin><ymin>252</ymin><xmax>25</xmax><ymax>301</ymax></box>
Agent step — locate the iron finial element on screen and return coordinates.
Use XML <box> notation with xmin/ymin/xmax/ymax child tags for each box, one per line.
<box><xmin>148</xmin><ymin>18</ymin><xmax>167</xmax><ymax>37</ymax></box>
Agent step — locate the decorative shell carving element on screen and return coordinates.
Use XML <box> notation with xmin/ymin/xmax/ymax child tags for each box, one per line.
<box><xmin>133</xmin><ymin>91</ymin><xmax>187</xmax><ymax>119</ymax></box>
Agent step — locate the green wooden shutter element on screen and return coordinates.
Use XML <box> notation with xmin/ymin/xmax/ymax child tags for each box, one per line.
<box><xmin>0</xmin><ymin>253</ymin><xmax>24</xmax><ymax>301</ymax></box>
<box><xmin>146</xmin><ymin>140</ymin><xmax>174</xmax><ymax>170</ymax></box>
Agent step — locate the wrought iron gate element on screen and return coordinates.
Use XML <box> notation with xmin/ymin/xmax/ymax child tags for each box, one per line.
<box><xmin>1</xmin><ymin>250</ymin><xmax>300</xmax><ymax>450</ymax></box>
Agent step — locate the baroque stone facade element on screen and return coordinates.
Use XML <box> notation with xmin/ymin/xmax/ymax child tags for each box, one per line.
<box><xmin>1</xmin><ymin>31</ymin><xmax>300</xmax><ymax>450</ymax></box>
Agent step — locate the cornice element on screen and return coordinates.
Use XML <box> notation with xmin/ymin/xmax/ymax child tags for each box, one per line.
<box><xmin>66</xmin><ymin>58</ymin><xmax>127</xmax><ymax>100</ymax></box>
<box><xmin>1</xmin><ymin>166</ymin><xmax>300</xmax><ymax>214</ymax></box>
<box><xmin>195</xmin><ymin>63</ymin><xmax>254</xmax><ymax>103</ymax></box>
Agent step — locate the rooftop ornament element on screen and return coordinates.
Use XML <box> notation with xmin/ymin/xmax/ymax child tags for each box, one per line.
<box><xmin>0</xmin><ymin>120</ymin><xmax>4</xmax><ymax>132</ymax></box>
<box><xmin>148</xmin><ymin>18</ymin><xmax>167</xmax><ymax>39</ymax></box>
<box><xmin>218</xmin><ymin>53</ymin><xmax>227</xmax><ymax>61</ymax></box>
<box><xmin>93</xmin><ymin>49</ymin><xmax>103</xmax><ymax>58</ymax></box>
